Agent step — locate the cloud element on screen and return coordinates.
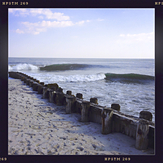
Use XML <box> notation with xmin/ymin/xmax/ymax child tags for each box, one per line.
<box><xmin>76</xmin><ymin>20</ymin><xmax>90</xmax><ymax>25</ymax></box>
<box><xmin>97</xmin><ymin>18</ymin><xmax>104</xmax><ymax>21</ymax></box>
<box><xmin>9</xmin><ymin>9</ymin><xmax>91</xmax><ymax>35</ymax></box>
<box><xmin>15</xmin><ymin>29</ymin><xmax>24</xmax><ymax>34</ymax></box>
<box><xmin>9</xmin><ymin>8</ymin><xmax>70</xmax><ymax>21</ymax></box>
<box><xmin>119</xmin><ymin>34</ymin><xmax>125</xmax><ymax>37</ymax></box>
<box><xmin>41</xmin><ymin>20</ymin><xmax>74</xmax><ymax>27</ymax></box>
<box><xmin>29</xmin><ymin>9</ymin><xmax>44</xmax><ymax>15</ymax></box>
<box><xmin>9</xmin><ymin>8</ymin><xmax>30</xmax><ymax>17</ymax></box>
<box><xmin>19</xmin><ymin>20</ymin><xmax>90</xmax><ymax>34</ymax></box>
<box><xmin>76</xmin><ymin>20</ymin><xmax>85</xmax><ymax>25</ymax></box>
<box><xmin>20</xmin><ymin>20</ymin><xmax>74</xmax><ymax>34</ymax></box>
<box><xmin>30</xmin><ymin>9</ymin><xmax>70</xmax><ymax>20</ymax></box>
<box><xmin>118</xmin><ymin>32</ymin><xmax>154</xmax><ymax>43</ymax></box>
<box><xmin>38</xmin><ymin>16</ymin><xmax>44</xmax><ymax>19</ymax></box>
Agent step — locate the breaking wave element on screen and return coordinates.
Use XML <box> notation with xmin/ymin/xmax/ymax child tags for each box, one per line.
<box><xmin>8</xmin><ymin>64</ymin><xmax>39</xmax><ymax>72</ymax></box>
<box><xmin>42</xmin><ymin>73</ymin><xmax>106</xmax><ymax>83</ymax></box>
<box><xmin>39</xmin><ymin>63</ymin><xmax>114</xmax><ymax>71</ymax></box>
<box><xmin>39</xmin><ymin>64</ymin><xmax>91</xmax><ymax>71</ymax></box>
<box><xmin>105</xmin><ymin>73</ymin><xmax>154</xmax><ymax>83</ymax></box>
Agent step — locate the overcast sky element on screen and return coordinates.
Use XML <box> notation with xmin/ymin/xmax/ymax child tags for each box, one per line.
<box><xmin>8</xmin><ymin>8</ymin><xmax>154</xmax><ymax>58</ymax></box>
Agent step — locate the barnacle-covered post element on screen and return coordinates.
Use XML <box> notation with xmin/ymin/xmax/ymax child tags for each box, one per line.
<box><xmin>101</xmin><ymin>107</ymin><xmax>113</xmax><ymax>134</ymax></box>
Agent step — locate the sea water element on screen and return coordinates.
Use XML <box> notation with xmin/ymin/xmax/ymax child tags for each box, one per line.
<box><xmin>8</xmin><ymin>58</ymin><xmax>155</xmax><ymax>122</ymax></box>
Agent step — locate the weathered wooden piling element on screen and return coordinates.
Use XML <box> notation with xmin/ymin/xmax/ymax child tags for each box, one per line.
<box><xmin>47</xmin><ymin>83</ymin><xmax>59</xmax><ymax>91</ymax></box>
<box><xmin>75</xmin><ymin>99</ymin><xmax>82</xmax><ymax>114</ymax></box>
<box><xmin>101</xmin><ymin>108</ymin><xmax>113</xmax><ymax>134</ymax></box>
<box><xmin>26</xmin><ymin>79</ymin><xmax>30</xmax><ymax>85</ymax></box>
<box><xmin>66</xmin><ymin>90</ymin><xmax>72</xmax><ymax>95</ymax></box>
<box><xmin>32</xmin><ymin>83</ymin><xmax>39</xmax><ymax>91</ymax></box>
<box><xmin>33</xmin><ymin>79</ymin><xmax>37</xmax><ymax>82</ymax></box>
<box><xmin>57</xmin><ymin>87</ymin><xmax>63</xmax><ymax>93</ymax></box>
<box><xmin>81</xmin><ymin>101</ymin><xmax>90</xmax><ymax>122</ymax></box>
<box><xmin>75</xmin><ymin>93</ymin><xmax>83</xmax><ymax>113</ymax></box>
<box><xmin>43</xmin><ymin>87</ymin><xmax>50</xmax><ymax>99</ymax></box>
<box><xmin>66</xmin><ymin>95</ymin><xmax>76</xmax><ymax>114</ymax></box>
<box><xmin>139</xmin><ymin>110</ymin><xmax>152</xmax><ymax>121</ymax></box>
<box><xmin>36</xmin><ymin>80</ymin><xmax>40</xmax><ymax>83</ymax></box>
<box><xmin>37</xmin><ymin>84</ymin><xmax>44</xmax><ymax>94</ymax></box>
<box><xmin>90</xmin><ymin>98</ymin><xmax>98</xmax><ymax>104</ymax></box>
<box><xmin>111</xmin><ymin>103</ymin><xmax>120</xmax><ymax>111</ymax></box>
<box><xmin>9</xmin><ymin>72</ymin><xmax>19</xmax><ymax>79</ymax></box>
<box><xmin>20</xmin><ymin>77</ymin><xmax>23</xmax><ymax>81</ymax></box>
<box><xmin>49</xmin><ymin>90</ymin><xmax>56</xmax><ymax>103</ymax></box>
<box><xmin>76</xmin><ymin>93</ymin><xmax>83</xmax><ymax>99</ymax></box>
<box><xmin>24</xmin><ymin>77</ymin><xmax>28</xmax><ymax>83</ymax></box>
<box><xmin>55</xmin><ymin>92</ymin><xmax>65</xmax><ymax>106</ymax></box>
<box><xmin>21</xmin><ymin>76</ymin><xmax>25</xmax><ymax>81</ymax></box>
<box><xmin>135</xmin><ymin>119</ymin><xmax>149</xmax><ymax>150</ymax></box>
<box><xmin>40</xmin><ymin>82</ymin><xmax>44</xmax><ymax>85</ymax></box>
<box><xmin>29</xmin><ymin>80</ymin><xmax>34</xmax><ymax>87</ymax></box>
<box><xmin>28</xmin><ymin>76</ymin><xmax>33</xmax><ymax>80</ymax></box>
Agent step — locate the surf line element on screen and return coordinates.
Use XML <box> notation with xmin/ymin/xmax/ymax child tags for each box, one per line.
<box><xmin>9</xmin><ymin>71</ymin><xmax>155</xmax><ymax>150</ymax></box>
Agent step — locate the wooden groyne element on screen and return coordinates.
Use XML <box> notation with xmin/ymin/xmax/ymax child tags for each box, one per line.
<box><xmin>9</xmin><ymin>71</ymin><xmax>155</xmax><ymax>150</ymax></box>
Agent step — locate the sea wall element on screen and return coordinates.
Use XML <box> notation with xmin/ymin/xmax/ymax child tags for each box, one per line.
<box><xmin>8</xmin><ymin>71</ymin><xmax>155</xmax><ymax>150</ymax></box>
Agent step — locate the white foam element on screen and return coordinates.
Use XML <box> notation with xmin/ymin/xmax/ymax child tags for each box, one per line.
<box><xmin>8</xmin><ymin>65</ymin><xmax>12</xmax><ymax>71</ymax></box>
<box><xmin>8</xmin><ymin>64</ymin><xmax>39</xmax><ymax>72</ymax></box>
<box><xmin>44</xmin><ymin>73</ymin><xmax>106</xmax><ymax>83</ymax></box>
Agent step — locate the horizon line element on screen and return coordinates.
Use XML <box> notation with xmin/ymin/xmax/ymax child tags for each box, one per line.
<box><xmin>8</xmin><ymin>57</ymin><xmax>155</xmax><ymax>59</ymax></box>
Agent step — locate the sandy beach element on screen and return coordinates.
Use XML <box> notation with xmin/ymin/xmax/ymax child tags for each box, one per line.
<box><xmin>8</xmin><ymin>79</ymin><xmax>154</xmax><ymax>155</ymax></box>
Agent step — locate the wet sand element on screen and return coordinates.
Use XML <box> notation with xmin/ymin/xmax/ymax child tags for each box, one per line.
<box><xmin>8</xmin><ymin>79</ymin><xmax>154</xmax><ymax>155</ymax></box>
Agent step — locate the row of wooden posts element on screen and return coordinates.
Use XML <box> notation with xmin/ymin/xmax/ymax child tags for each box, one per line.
<box><xmin>9</xmin><ymin>71</ymin><xmax>154</xmax><ymax>150</ymax></box>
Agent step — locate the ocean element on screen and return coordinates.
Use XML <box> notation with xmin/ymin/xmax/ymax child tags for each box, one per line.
<box><xmin>8</xmin><ymin>58</ymin><xmax>155</xmax><ymax>122</ymax></box>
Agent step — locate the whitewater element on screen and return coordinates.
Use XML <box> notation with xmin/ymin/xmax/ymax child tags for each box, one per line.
<box><xmin>8</xmin><ymin>58</ymin><xmax>155</xmax><ymax>122</ymax></box>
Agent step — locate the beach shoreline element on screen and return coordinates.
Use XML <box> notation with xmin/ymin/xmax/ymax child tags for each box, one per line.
<box><xmin>8</xmin><ymin>79</ymin><xmax>154</xmax><ymax>155</ymax></box>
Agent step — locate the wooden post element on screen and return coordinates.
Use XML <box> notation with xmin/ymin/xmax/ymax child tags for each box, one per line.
<box><xmin>66</xmin><ymin>90</ymin><xmax>72</xmax><ymax>95</ymax></box>
<box><xmin>43</xmin><ymin>87</ymin><xmax>49</xmax><ymax>99</ymax></box>
<box><xmin>55</xmin><ymin>92</ymin><xmax>64</xmax><ymax>106</ymax></box>
<box><xmin>57</xmin><ymin>87</ymin><xmax>63</xmax><ymax>93</ymax></box>
<box><xmin>38</xmin><ymin>85</ymin><xmax>43</xmax><ymax>94</ymax></box>
<box><xmin>26</xmin><ymin>79</ymin><xmax>30</xmax><ymax>85</ymax></box>
<box><xmin>90</xmin><ymin>98</ymin><xmax>98</xmax><ymax>104</ymax></box>
<box><xmin>76</xmin><ymin>93</ymin><xmax>83</xmax><ymax>99</ymax></box>
<box><xmin>47</xmin><ymin>83</ymin><xmax>59</xmax><ymax>91</ymax></box>
<box><xmin>32</xmin><ymin>83</ymin><xmax>39</xmax><ymax>91</ymax></box>
<box><xmin>101</xmin><ymin>108</ymin><xmax>113</xmax><ymax>134</ymax></box>
<box><xmin>135</xmin><ymin>120</ymin><xmax>149</xmax><ymax>150</ymax></box>
<box><xmin>66</xmin><ymin>96</ymin><xmax>76</xmax><ymax>114</ymax></box>
<box><xmin>23</xmin><ymin>77</ymin><xmax>27</xmax><ymax>83</ymax></box>
<box><xmin>21</xmin><ymin>77</ymin><xmax>24</xmax><ymax>81</ymax></box>
<box><xmin>40</xmin><ymin>82</ymin><xmax>44</xmax><ymax>85</ymax></box>
<box><xmin>139</xmin><ymin>111</ymin><xmax>152</xmax><ymax>121</ymax></box>
<box><xmin>29</xmin><ymin>80</ymin><xmax>34</xmax><ymax>87</ymax></box>
<box><xmin>111</xmin><ymin>104</ymin><xmax>120</xmax><ymax>111</ymax></box>
<box><xmin>81</xmin><ymin>101</ymin><xmax>90</xmax><ymax>122</ymax></box>
<box><xmin>49</xmin><ymin>90</ymin><xmax>56</xmax><ymax>103</ymax></box>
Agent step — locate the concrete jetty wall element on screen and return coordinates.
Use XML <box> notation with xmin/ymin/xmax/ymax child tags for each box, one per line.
<box><xmin>8</xmin><ymin>72</ymin><xmax>155</xmax><ymax>150</ymax></box>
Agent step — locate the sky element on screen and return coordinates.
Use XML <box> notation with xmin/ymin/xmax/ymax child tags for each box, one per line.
<box><xmin>8</xmin><ymin>8</ymin><xmax>154</xmax><ymax>58</ymax></box>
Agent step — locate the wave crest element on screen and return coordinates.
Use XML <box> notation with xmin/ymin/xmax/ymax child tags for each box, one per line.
<box><xmin>41</xmin><ymin>73</ymin><xmax>106</xmax><ymax>83</ymax></box>
<box><xmin>40</xmin><ymin>64</ymin><xmax>91</xmax><ymax>71</ymax></box>
<box><xmin>8</xmin><ymin>64</ymin><xmax>39</xmax><ymax>72</ymax></box>
<box><xmin>105</xmin><ymin>73</ymin><xmax>154</xmax><ymax>83</ymax></box>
